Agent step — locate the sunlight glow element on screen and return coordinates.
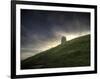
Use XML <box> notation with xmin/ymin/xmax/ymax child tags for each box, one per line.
<box><xmin>37</xmin><ymin>31</ymin><xmax>90</xmax><ymax>52</ymax></box>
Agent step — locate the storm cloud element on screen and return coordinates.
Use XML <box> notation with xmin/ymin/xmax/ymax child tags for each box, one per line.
<box><xmin>21</xmin><ymin>9</ymin><xmax>90</xmax><ymax>60</ymax></box>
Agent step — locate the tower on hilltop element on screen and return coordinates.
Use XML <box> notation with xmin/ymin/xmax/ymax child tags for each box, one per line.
<box><xmin>61</xmin><ymin>36</ymin><xmax>66</xmax><ymax>44</ymax></box>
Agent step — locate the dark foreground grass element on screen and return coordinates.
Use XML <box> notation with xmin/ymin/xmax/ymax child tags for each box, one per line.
<box><xmin>21</xmin><ymin>34</ymin><xmax>90</xmax><ymax>69</ymax></box>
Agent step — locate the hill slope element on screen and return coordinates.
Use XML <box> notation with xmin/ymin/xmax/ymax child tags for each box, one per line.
<box><xmin>21</xmin><ymin>34</ymin><xmax>90</xmax><ymax>69</ymax></box>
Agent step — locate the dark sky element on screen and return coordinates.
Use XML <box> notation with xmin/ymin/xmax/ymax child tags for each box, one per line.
<box><xmin>21</xmin><ymin>9</ymin><xmax>90</xmax><ymax>60</ymax></box>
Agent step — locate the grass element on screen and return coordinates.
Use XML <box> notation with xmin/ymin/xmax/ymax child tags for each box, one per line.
<box><xmin>21</xmin><ymin>34</ymin><xmax>90</xmax><ymax>69</ymax></box>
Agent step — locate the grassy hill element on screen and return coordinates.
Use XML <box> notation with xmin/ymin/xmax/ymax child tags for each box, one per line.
<box><xmin>21</xmin><ymin>34</ymin><xmax>90</xmax><ymax>69</ymax></box>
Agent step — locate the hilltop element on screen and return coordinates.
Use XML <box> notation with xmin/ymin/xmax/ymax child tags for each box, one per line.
<box><xmin>21</xmin><ymin>34</ymin><xmax>90</xmax><ymax>69</ymax></box>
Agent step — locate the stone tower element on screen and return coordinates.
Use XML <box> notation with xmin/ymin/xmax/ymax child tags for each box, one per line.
<box><xmin>61</xmin><ymin>36</ymin><xmax>66</xmax><ymax>44</ymax></box>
